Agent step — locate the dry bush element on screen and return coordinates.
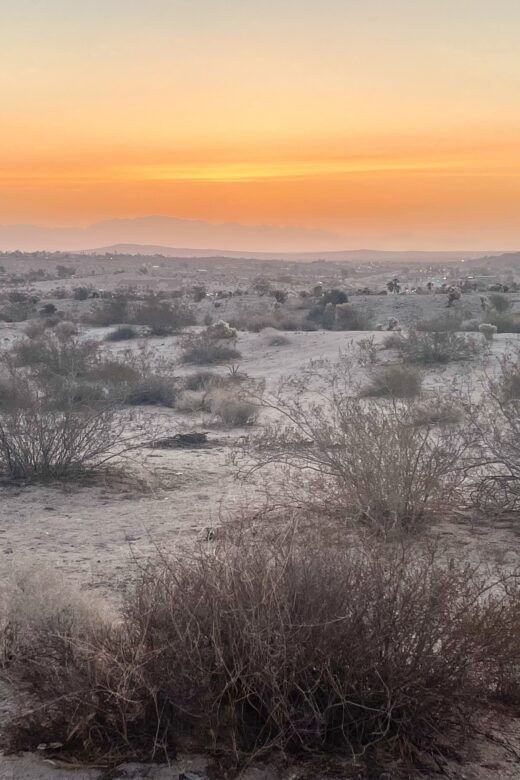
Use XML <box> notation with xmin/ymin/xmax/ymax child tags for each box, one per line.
<box><xmin>268</xmin><ymin>334</ymin><xmax>291</xmax><ymax>346</ymax></box>
<box><xmin>228</xmin><ymin>311</ymin><xmax>312</xmax><ymax>333</ymax></box>
<box><xmin>5</xmin><ymin>540</ymin><xmax>520</xmax><ymax>767</ymax></box>
<box><xmin>397</xmin><ymin>330</ymin><xmax>480</xmax><ymax>365</ymax></box>
<box><xmin>362</xmin><ymin>364</ymin><xmax>422</xmax><ymax>398</ymax></box>
<box><xmin>488</xmin><ymin>292</ymin><xmax>512</xmax><ymax>313</ymax></box>
<box><xmin>306</xmin><ymin>301</ymin><xmax>372</xmax><ymax>331</ymax></box>
<box><xmin>54</xmin><ymin>320</ymin><xmax>79</xmax><ymax>341</ymax></box>
<box><xmin>383</xmin><ymin>332</ymin><xmax>404</xmax><ymax>349</ymax></box>
<box><xmin>209</xmin><ymin>389</ymin><xmax>258</xmax><ymax>426</ymax></box>
<box><xmin>484</xmin><ymin>310</ymin><xmax>520</xmax><ymax>333</ymax></box>
<box><xmin>415</xmin><ymin>312</ymin><xmax>463</xmax><ymax>332</ymax></box>
<box><xmin>123</xmin><ymin>375</ymin><xmax>177</xmax><ymax>407</ymax></box>
<box><xmin>0</xmin><ymin>381</ymin><xmax>139</xmax><ymax>480</ymax></box>
<box><xmin>183</xmin><ymin>370</ymin><xmax>226</xmax><ymax>392</ymax></box>
<box><xmin>8</xmin><ymin>336</ymin><xmax>100</xmax><ymax>380</ymax></box>
<box><xmin>24</xmin><ymin>319</ymin><xmax>47</xmax><ymax>340</ymax></box>
<box><xmin>175</xmin><ymin>388</ymin><xmax>211</xmax><ymax>412</ymax></box>
<box><xmin>469</xmin><ymin>354</ymin><xmax>520</xmax><ymax>511</ymax></box>
<box><xmin>85</xmin><ymin>295</ymin><xmax>129</xmax><ymax>327</ymax></box>
<box><xmin>181</xmin><ymin>337</ymin><xmax>241</xmax><ymax>365</ymax></box>
<box><xmin>105</xmin><ymin>325</ymin><xmax>139</xmax><ymax>341</ymax></box>
<box><xmin>411</xmin><ymin>396</ymin><xmax>464</xmax><ymax>426</ymax></box>
<box><xmin>242</xmin><ymin>364</ymin><xmax>468</xmax><ymax>531</ymax></box>
<box><xmin>479</xmin><ymin>322</ymin><xmax>498</xmax><ymax>341</ymax></box>
<box><xmin>132</xmin><ymin>298</ymin><xmax>195</xmax><ymax>336</ymax></box>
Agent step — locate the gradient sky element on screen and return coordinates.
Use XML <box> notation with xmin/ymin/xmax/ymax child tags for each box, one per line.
<box><xmin>2</xmin><ymin>0</ymin><xmax>520</xmax><ymax>248</ymax></box>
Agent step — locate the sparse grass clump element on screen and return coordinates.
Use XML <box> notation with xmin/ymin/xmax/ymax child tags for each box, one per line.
<box><xmin>362</xmin><ymin>364</ymin><xmax>422</xmax><ymax>398</ymax></box>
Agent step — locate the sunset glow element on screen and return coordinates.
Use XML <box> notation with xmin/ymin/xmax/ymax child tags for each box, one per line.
<box><xmin>2</xmin><ymin>0</ymin><xmax>520</xmax><ymax>248</ymax></box>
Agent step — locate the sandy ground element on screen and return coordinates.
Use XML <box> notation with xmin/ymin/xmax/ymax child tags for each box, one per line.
<box><xmin>2</xmin><ymin>255</ymin><xmax>520</xmax><ymax>777</ymax></box>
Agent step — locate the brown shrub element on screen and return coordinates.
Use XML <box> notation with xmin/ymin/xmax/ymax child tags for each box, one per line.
<box><xmin>5</xmin><ymin>540</ymin><xmax>520</xmax><ymax>767</ymax></box>
<box><xmin>181</xmin><ymin>338</ymin><xmax>241</xmax><ymax>365</ymax></box>
<box><xmin>244</xmin><ymin>369</ymin><xmax>468</xmax><ymax>531</ymax></box>
<box><xmin>209</xmin><ymin>389</ymin><xmax>258</xmax><ymax>426</ymax></box>
<box><xmin>362</xmin><ymin>364</ymin><xmax>422</xmax><ymax>398</ymax></box>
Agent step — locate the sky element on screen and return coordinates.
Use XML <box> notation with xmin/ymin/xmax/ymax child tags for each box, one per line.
<box><xmin>1</xmin><ymin>0</ymin><xmax>520</xmax><ymax>249</ymax></box>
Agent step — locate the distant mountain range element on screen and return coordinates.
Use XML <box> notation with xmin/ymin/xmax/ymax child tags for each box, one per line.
<box><xmin>0</xmin><ymin>216</ymin><xmax>506</xmax><ymax>260</ymax></box>
<box><xmin>0</xmin><ymin>216</ymin><xmax>345</xmax><ymax>254</ymax></box>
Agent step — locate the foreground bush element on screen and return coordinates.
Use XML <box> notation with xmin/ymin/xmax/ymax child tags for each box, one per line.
<box><xmin>5</xmin><ymin>541</ymin><xmax>520</xmax><ymax>767</ymax></box>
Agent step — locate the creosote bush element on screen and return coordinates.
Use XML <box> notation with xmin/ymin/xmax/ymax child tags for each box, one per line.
<box><xmin>105</xmin><ymin>325</ymin><xmax>139</xmax><ymax>341</ymax></box>
<box><xmin>5</xmin><ymin>540</ymin><xmax>520</xmax><ymax>768</ymax></box>
<box><xmin>181</xmin><ymin>337</ymin><xmax>241</xmax><ymax>365</ymax></box>
<box><xmin>362</xmin><ymin>363</ymin><xmax>422</xmax><ymax>398</ymax></box>
<box><xmin>0</xmin><ymin>379</ymin><xmax>138</xmax><ymax>480</ymax></box>
<box><xmin>243</xmin><ymin>366</ymin><xmax>468</xmax><ymax>531</ymax></box>
<box><xmin>396</xmin><ymin>329</ymin><xmax>480</xmax><ymax>365</ymax></box>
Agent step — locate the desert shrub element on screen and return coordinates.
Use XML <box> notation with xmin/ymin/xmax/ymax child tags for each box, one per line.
<box><xmin>479</xmin><ymin>322</ymin><xmax>498</xmax><ymax>341</ymax></box>
<box><xmin>123</xmin><ymin>376</ymin><xmax>177</xmax><ymax>407</ymax></box>
<box><xmin>362</xmin><ymin>364</ymin><xmax>422</xmax><ymax>398</ymax></box>
<box><xmin>9</xmin><ymin>336</ymin><xmax>100</xmax><ymax>380</ymax></box>
<box><xmin>105</xmin><ymin>325</ymin><xmax>138</xmax><ymax>342</ymax></box>
<box><xmin>39</xmin><ymin>303</ymin><xmax>57</xmax><ymax>317</ymax></box>
<box><xmin>246</xmin><ymin>372</ymin><xmax>468</xmax><ymax>531</ymax></box>
<box><xmin>307</xmin><ymin>301</ymin><xmax>371</xmax><ymax>331</ymax></box>
<box><xmin>228</xmin><ymin>312</ymin><xmax>311</xmax><ymax>333</ymax></box>
<box><xmin>210</xmin><ymin>390</ymin><xmax>258</xmax><ymax>426</ymax></box>
<box><xmin>268</xmin><ymin>335</ymin><xmax>291</xmax><ymax>346</ymax></box>
<box><xmin>132</xmin><ymin>299</ymin><xmax>195</xmax><ymax>336</ymax></box>
<box><xmin>484</xmin><ymin>310</ymin><xmax>520</xmax><ymax>333</ymax></box>
<box><xmin>322</xmin><ymin>288</ymin><xmax>348</xmax><ymax>305</ymax></box>
<box><xmin>183</xmin><ymin>371</ymin><xmax>225</xmax><ymax>391</ymax></box>
<box><xmin>54</xmin><ymin>320</ymin><xmax>79</xmax><ymax>341</ymax></box>
<box><xmin>87</xmin><ymin>360</ymin><xmax>141</xmax><ymax>385</ymax></box>
<box><xmin>397</xmin><ymin>330</ymin><xmax>480</xmax><ymax>365</ymax></box>
<box><xmin>0</xmin><ymin>301</ymin><xmax>36</xmax><ymax>323</ymax></box>
<box><xmin>24</xmin><ymin>320</ymin><xmax>47</xmax><ymax>340</ymax></box>
<box><xmin>469</xmin><ymin>356</ymin><xmax>520</xmax><ymax>511</ymax></box>
<box><xmin>181</xmin><ymin>338</ymin><xmax>241</xmax><ymax>365</ymax></box>
<box><xmin>73</xmin><ymin>286</ymin><xmax>91</xmax><ymax>301</ymax></box>
<box><xmin>488</xmin><ymin>292</ymin><xmax>512</xmax><ymax>313</ymax></box>
<box><xmin>383</xmin><ymin>332</ymin><xmax>404</xmax><ymax>349</ymax></box>
<box><xmin>0</xmin><ymin>386</ymin><xmax>137</xmax><ymax>480</ymax></box>
<box><xmin>86</xmin><ymin>295</ymin><xmax>129</xmax><ymax>327</ymax></box>
<box><xmin>411</xmin><ymin>397</ymin><xmax>464</xmax><ymax>426</ymax></box>
<box><xmin>6</xmin><ymin>540</ymin><xmax>520</xmax><ymax>767</ymax></box>
<box><xmin>175</xmin><ymin>389</ymin><xmax>211</xmax><ymax>412</ymax></box>
<box><xmin>416</xmin><ymin>313</ymin><xmax>463</xmax><ymax>332</ymax></box>
<box><xmin>334</xmin><ymin>302</ymin><xmax>372</xmax><ymax>330</ymax></box>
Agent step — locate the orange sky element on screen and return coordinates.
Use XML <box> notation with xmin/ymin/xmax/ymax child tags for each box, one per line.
<box><xmin>2</xmin><ymin>0</ymin><xmax>520</xmax><ymax>249</ymax></box>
